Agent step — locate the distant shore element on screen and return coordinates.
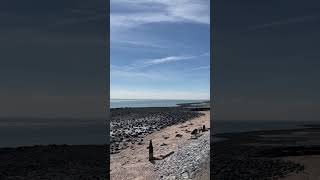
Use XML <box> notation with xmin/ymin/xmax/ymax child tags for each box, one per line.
<box><xmin>212</xmin><ymin>124</ymin><xmax>320</xmax><ymax>179</ymax></box>
<box><xmin>110</xmin><ymin>99</ymin><xmax>209</xmax><ymax>109</ymax></box>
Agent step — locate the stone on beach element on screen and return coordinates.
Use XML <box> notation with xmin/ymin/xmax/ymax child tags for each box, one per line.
<box><xmin>110</xmin><ymin>107</ymin><xmax>204</xmax><ymax>154</ymax></box>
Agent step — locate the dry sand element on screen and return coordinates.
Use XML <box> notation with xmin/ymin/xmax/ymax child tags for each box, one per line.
<box><xmin>110</xmin><ymin>111</ymin><xmax>210</xmax><ymax>180</ymax></box>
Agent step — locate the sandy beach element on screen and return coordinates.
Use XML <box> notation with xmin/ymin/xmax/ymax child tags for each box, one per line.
<box><xmin>110</xmin><ymin>106</ymin><xmax>210</xmax><ymax>180</ymax></box>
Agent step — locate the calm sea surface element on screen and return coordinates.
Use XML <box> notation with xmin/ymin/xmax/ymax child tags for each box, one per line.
<box><xmin>213</xmin><ymin>120</ymin><xmax>320</xmax><ymax>134</ymax></box>
<box><xmin>0</xmin><ymin>99</ymin><xmax>204</xmax><ymax>147</ymax></box>
<box><xmin>0</xmin><ymin>118</ymin><xmax>106</xmax><ymax>148</ymax></box>
<box><xmin>110</xmin><ymin>99</ymin><xmax>205</xmax><ymax>108</ymax></box>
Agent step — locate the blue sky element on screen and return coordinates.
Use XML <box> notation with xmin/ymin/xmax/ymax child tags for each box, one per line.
<box><xmin>110</xmin><ymin>0</ymin><xmax>210</xmax><ymax>100</ymax></box>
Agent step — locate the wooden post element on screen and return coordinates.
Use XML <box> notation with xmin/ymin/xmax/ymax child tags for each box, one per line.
<box><xmin>149</xmin><ymin>140</ymin><xmax>153</xmax><ymax>161</ymax></box>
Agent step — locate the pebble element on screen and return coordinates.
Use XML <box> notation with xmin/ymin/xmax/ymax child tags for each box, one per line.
<box><xmin>110</xmin><ymin>108</ymin><xmax>204</xmax><ymax>154</ymax></box>
<box><xmin>156</xmin><ymin>131</ymin><xmax>210</xmax><ymax>179</ymax></box>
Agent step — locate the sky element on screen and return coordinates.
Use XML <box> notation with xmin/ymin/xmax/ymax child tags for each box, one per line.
<box><xmin>110</xmin><ymin>0</ymin><xmax>210</xmax><ymax>100</ymax></box>
<box><xmin>0</xmin><ymin>0</ymin><xmax>107</xmax><ymax>118</ymax></box>
<box><xmin>214</xmin><ymin>0</ymin><xmax>320</xmax><ymax>121</ymax></box>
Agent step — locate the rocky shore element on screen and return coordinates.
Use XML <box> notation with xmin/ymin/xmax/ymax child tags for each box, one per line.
<box><xmin>155</xmin><ymin>131</ymin><xmax>210</xmax><ymax>179</ymax></box>
<box><xmin>211</xmin><ymin>125</ymin><xmax>320</xmax><ymax>179</ymax></box>
<box><xmin>110</xmin><ymin>107</ymin><xmax>205</xmax><ymax>154</ymax></box>
<box><xmin>110</xmin><ymin>105</ymin><xmax>210</xmax><ymax>180</ymax></box>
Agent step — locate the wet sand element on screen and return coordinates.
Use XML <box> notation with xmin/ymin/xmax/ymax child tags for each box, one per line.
<box><xmin>111</xmin><ymin>111</ymin><xmax>210</xmax><ymax>180</ymax></box>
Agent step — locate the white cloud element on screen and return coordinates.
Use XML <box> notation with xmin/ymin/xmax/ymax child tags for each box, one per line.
<box><xmin>144</xmin><ymin>55</ymin><xmax>194</xmax><ymax>65</ymax></box>
<box><xmin>111</xmin><ymin>51</ymin><xmax>207</xmax><ymax>74</ymax></box>
<box><xmin>149</xmin><ymin>55</ymin><xmax>193</xmax><ymax>63</ymax></box>
<box><xmin>111</xmin><ymin>39</ymin><xmax>165</xmax><ymax>49</ymax></box>
<box><xmin>110</xmin><ymin>88</ymin><xmax>209</xmax><ymax>100</ymax></box>
<box><xmin>122</xmin><ymin>55</ymin><xmax>195</xmax><ymax>70</ymax></box>
<box><xmin>111</xmin><ymin>0</ymin><xmax>210</xmax><ymax>32</ymax></box>
<box><xmin>111</xmin><ymin>69</ymin><xmax>166</xmax><ymax>80</ymax></box>
<box><xmin>191</xmin><ymin>65</ymin><xmax>210</xmax><ymax>71</ymax></box>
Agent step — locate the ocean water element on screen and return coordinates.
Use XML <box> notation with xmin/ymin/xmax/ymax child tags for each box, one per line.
<box><xmin>110</xmin><ymin>99</ymin><xmax>205</xmax><ymax>108</ymax></box>
<box><xmin>213</xmin><ymin>120</ymin><xmax>320</xmax><ymax>134</ymax></box>
<box><xmin>0</xmin><ymin>118</ymin><xmax>107</xmax><ymax>148</ymax></box>
<box><xmin>0</xmin><ymin>99</ymin><xmax>206</xmax><ymax>148</ymax></box>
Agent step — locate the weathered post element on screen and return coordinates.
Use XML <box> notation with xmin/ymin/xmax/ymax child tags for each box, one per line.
<box><xmin>202</xmin><ymin>125</ymin><xmax>206</xmax><ymax>132</ymax></box>
<box><xmin>149</xmin><ymin>140</ymin><xmax>153</xmax><ymax>161</ymax></box>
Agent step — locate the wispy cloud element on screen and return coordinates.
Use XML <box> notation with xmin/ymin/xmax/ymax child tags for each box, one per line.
<box><xmin>111</xmin><ymin>64</ymin><xmax>169</xmax><ymax>81</ymax></box>
<box><xmin>110</xmin><ymin>0</ymin><xmax>210</xmax><ymax>100</ymax></box>
<box><xmin>111</xmin><ymin>0</ymin><xmax>209</xmax><ymax>32</ymax></box>
<box><xmin>110</xmin><ymin>53</ymin><xmax>201</xmax><ymax>80</ymax></box>
<box><xmin>111</xmin><ymin>39</ymin><xmax>165</xmax><ymax>49</ymax></box>
<box><xmin>200</xmin><ymin>51</ymin><xmax>210</xmax><ymax>57</ymax></box>
<box><xmin>125</xmin><ymin>55</ymin><xmax>196</xmax><ymax>70</ymax></box>
<box><xmin>111</xmin><ymin>88</ymin><xmax>209</xmax><ymax>100</ymax></box>
<box><xmin>191</xmin><ymin>65</ymin><xmax>210</xmax><ymax>71</ymax></box>
<box><xmin>249</xmin><ymin>15</ymin><xmax>320</xmax><ymax>30</ymax></box>
<box><xmin>111</xmin><ymin>69</ymin><xmax>166</xmax><ymax>80</ymax></box>
<box><xmin>112</xmin><ymin>51</ymin><xmax>208</xmax><ymax>72</ymax></box>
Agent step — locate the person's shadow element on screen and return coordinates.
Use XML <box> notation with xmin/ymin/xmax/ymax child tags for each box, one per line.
<box><xmin>149</xmin><ymin>151</ymin><xmax>174</xmax><ymax>164</ymax></box>
<box><xmin>149</xmin><ymin>157</ymin><xmax>161</xmax><ymax>164</ymax></box>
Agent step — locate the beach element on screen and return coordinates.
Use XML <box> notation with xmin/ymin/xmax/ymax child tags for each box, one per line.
<box><xmin>110</xmin><ymin>102</ymin><xmax>210</xmax><ymax>179</ymax></box>
<box><xmin>211</xmin><ymin>124</ymin><xmax>320</xmax><ymax>180</ymax></box>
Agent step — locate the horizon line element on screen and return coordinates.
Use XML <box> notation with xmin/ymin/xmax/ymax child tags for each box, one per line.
<box><xmin>110</xmin><ymin>98</ymin><xmax>210</xmax><ymax>101</ymax></box>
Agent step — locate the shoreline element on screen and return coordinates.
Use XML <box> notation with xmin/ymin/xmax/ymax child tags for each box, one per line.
<box><xmin>110</xmin><ymin>100</ymin><xmax>210</xmax><ymax>109</ymax></box>
<box><xmin>111</xmin><ymin>109</ymin><xmax>210</xmax><ymax>180</ymax></box>
<box><xmin>110</xmin><ymin>103</ymin><xmax>209</xmax><ymax>154</ymax></box>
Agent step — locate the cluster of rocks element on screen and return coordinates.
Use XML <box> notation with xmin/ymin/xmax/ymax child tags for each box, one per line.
<box><xmin>155</xmin><ymin>131</ymin><xmax>210</xmax><ymax>179</ymax></box>
<box><xmin>110</xmin><ymin>107</ymin><xmax>204</xmax><ymax>154</ymax></box>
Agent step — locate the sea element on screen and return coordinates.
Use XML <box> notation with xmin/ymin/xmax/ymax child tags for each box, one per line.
<box><xmin>110</xmin><ymin>99</ymin><xmax>205</xmax><ymax>108</ymax></box>
<box><xmin>0</xmin><ymin>117</ymin><xmax>107</xmax><ymax>148</ymax></box>
<box><xmin>0</xmin><ymin>99</ymin><xmax>205</xmax><ymax>148</ymax></box>
<box><xmin>1</xmin><ymin>98</ymin><xmax>318</xmax><ymax>147</ymax></box>
<box><xmin>213</xmin><ymin>120</ymin><xmax>320</xmax><ymax>134</ymax></box>
<box><xmin>211</xmin><ymin>119</ymin><xmax>320</xmax><ymax>143</ymax></box>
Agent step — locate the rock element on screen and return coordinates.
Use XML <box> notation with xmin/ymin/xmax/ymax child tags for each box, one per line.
<box><xmin>156</xmin><ymin>131</ymin><xmax>210</xmax><ymax>179</ymax></box>
<box><xmin>110</xmin><ymin>108</ymin><xmax>205</xmax><ymax>153</ymax></box>
<box><xmin>181</xmin><ymin>171</ymin><xmax>189</xmax><ymax>179</ymax></box>
<box><xmin>163</xmin><ymin>136</ymin><xmax>170</xmax><ymax>139</ymax></box>
<box><xmin>191</xmin><ymin>129</ymin><xmax>198</xmax><ymax>135</ymax></box>
<box><xmin>137</xmin><ymin>142</ymin><xmax>144</xmax><ymax>145</ymax></box>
